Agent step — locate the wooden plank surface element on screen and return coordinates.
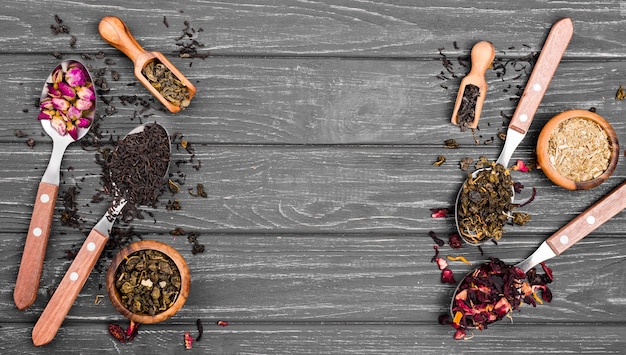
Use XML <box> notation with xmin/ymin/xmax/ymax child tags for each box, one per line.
<box><xmin>1</xmin><ymin>0</ymin><xmax>626</xmax><ymax>354</ymax></box>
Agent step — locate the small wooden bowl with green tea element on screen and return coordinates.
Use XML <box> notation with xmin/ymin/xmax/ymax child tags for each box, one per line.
<box><xmin>536</xmin><ymin>109</ymin><xmax>619</xmax><ymax>190</ymax></box>
<box><xmin>106</xmin><ymin>240</ymin><xmax>190</xmax><ymax>324</ymax></box>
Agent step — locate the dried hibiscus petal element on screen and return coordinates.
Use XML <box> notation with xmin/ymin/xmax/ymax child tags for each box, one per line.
<box><xmin>441</xmin><ymin>268</ymin><xmax>456</xmax><ymax>284</ymax></box>
<box><xmin>448</xmin><ymin>233</ymin><xmax>463</xmax><ymax>249</ymax></box>
<box><xmin>184</xmin><ymin>331</ymin><xmax>193</xmax><ymax>349</ymax></box>
<box><xmin>126</xmin><ymin>322</ymin><xmax>140</xmax><ymax>342</ymax></box>
<box><xmin>430</xmin><ymin>208</ymin><xmax>452</xmax><ymax>218</ymax></box>
<box><xmin>108</xmin><ymin>323</ymin><xmax>127</xmax><ymax>343</ymax></box>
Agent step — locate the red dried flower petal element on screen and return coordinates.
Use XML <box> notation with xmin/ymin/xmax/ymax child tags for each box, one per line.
<box><xmin>441</xmin><ymin>268</ymin><xmax>456</xmax><ymax>284</ymax></box>
<box><xmin>184</xmin><ymin>331</ymin><xmax>193</xmax><ymax>349</ymax></box>
<box><xmin>453</xmin><ymin>328</ymin><xmax>466</xmax><ymax>340</ymax></box>
<box><xmin>435</xmin><ymin>257</ymin><xmax>448</xmax><ymax>270</ymax></box>
<box><xmin>540</xmin><ymin>262</ymin><xmax>553</xmax><ymax>282</ymax></box>
<box><xmin>448</xmin><ymin>233</ymin><xmax>463</xmax><ymax>249</ymax></box>
<box><xmin>108</xmin><ymin>323</ymin><xmax>127</xmax><ymax>343</ymax></box>
<box><xmin>430</xmin><ymin>208</ymin><xmax>451</xmax><ymax>218</ymax></box>
<box><xmin>512</xmin><ymin>160</ymin><xmax>530</xmax><ymax>172</ymax></box>
<box><xmin>125</xmin><ymin>322</ymin><xmax>140</xmax><ymax>342</ymax></box>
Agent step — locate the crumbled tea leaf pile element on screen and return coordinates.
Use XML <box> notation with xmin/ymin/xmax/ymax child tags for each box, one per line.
<box><xmin>457</xmin><ymin>158</ymin><xmax>529</xmax><ymax>244</ymax></box>
<box><xmin>142</xmin><ymin>60</ymin><xmax>191</xmax><ymax>109</ymax></box>
<box><xmin>104</xmin><ymin>123</ymin><xmax>170</xmax><ymax>207</ymax></box>
<box><xmin>456</xmin><ymin>84</ymin><xmax>480</xmax><ymax>132</ymax></box>
<box><xmin>114</xmin><ymin>249</ymin><xmax>182</xmax><ymax>316</ymax></box>
<box><xmin>548</xmin><ymin>117</ymin><xmax>611</xmax><ymax>182</ymax></box>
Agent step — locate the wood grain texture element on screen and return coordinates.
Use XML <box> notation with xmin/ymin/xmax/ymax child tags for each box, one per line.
<box><xmin>1</xmin><ymin>0</ymin><xmax>626</xmax><ymax>353</ymax></box>
<box><xmin>1</xmin><ymin>0</ymin><xmax>626</xmax><ymax>57</ymax></box>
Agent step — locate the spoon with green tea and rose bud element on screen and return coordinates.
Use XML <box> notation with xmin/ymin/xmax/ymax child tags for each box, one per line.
<box><xmin>14</xmin><ymin>60</ymin><xmax>96</xmax><ymax>311</ymax></box>
<box><xmin>450</xmin><ymin>179</ymin><xmax>626</xmax><ymax>337</ymax></box>
<box><xmin>31</xmin><ymin>122</ymin><xmax>171</xmax><ymax>347</ymax></box>
<box><xmin>455</xmin><ymin>17</ymin><xmax>573</xmax><ymax>246</ymax></box>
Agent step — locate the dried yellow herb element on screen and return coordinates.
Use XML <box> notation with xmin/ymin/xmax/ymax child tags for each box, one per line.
<box><xmin>547</xmin><ymin>117</ymin><xmax>610</xmax><ymax>182</ymax></box>
<box><xmin>616</xmin><ymin>86</ymin><xmax>625</xmax><ymax>100</ymax></box>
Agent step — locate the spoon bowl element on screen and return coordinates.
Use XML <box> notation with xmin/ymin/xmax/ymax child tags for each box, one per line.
<box><xmin>450</xmin><ymin>179</ymin><xmax>626</xmax><ymax>332</ymax></box>
<box><xmin>31</xmin><ymin>122</ymin><xmax>171</xmax><ymax>346</ymax></box>
<box><xmin>14</xmin><ymin>60</ymin><xmax>96</xmax><ymax>311</ymax></box>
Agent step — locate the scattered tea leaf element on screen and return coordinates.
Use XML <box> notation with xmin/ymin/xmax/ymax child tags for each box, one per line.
<box><xmin>616</xmin><ymin>85</ymin><xmax>625</xmax><ymax>100</ymax></box>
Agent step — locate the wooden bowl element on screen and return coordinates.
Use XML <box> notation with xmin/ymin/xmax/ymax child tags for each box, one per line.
<box><xmin>536</xmin><ymin>109</ymin><xmax>619</xmax><ymax>190</ymax></box>
<box><xmin>106</xmin><ymin>240</ymin><xmax>190</xmax><ymax>324</ymax></box>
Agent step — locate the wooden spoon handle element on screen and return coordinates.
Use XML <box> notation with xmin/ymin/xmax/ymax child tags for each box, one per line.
<box><xmin>98</xmin><ymin>16</ymin><xmax>146</xmax><ymax>63</ymax></box>
<box><xmin>14</xmin><ymin>182</ymin><xmax>58</xmax><ymax>310</ymax></box>
<box><xmin>546</xmin><ymin>181</ymin><xmax>626</xmax><ymax>255</ymax></box>
<box><xmin>31</xmin><ymin>228</ymin><xmax>109</xmax><ymax>346</ymax></box>
<box><xmin>509</xmin><ymin>17</ymin><xmax>573</xmax><ymax>134</ymax></box>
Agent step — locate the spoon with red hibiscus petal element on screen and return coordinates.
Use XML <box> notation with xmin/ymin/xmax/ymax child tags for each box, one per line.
<box><xmin>14</xmin><ymin>60</ymin><xmax>96</xmax><ymax>311</ymax></box>
<box><xmin>450</xmin><ymin>179</ymin><xmax>626</xmax><ymax>338</ymax></box>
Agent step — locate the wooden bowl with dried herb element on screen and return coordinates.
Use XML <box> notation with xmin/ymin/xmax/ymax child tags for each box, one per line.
<box><xmin>537</xmin><ymin>109</ymin><xmax>619</xmax><ymax>190</ymax></box>
<box><xmin>106</xmin><ymin>240</ymin><xmax>190</xmax><ymax>324</ymax></box>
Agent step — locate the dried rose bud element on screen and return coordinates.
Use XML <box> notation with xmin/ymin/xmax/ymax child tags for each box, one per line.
<box><xmin>65</xmin><ymin>64</ymin><xmax>87</xmax><ymax>86</ymax></box>
<box><xmin>39</xmin><ymin>61</ymin><xmax>95</xmax><ymax>140</ymax></box>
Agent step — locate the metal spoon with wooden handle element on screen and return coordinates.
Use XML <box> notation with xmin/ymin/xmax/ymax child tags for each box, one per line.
<box><xmin>31</xmin><ymin>123</ymin><xmax>170</xmax><ymax>346</ymax></box>
<box><xmin>455</xmin><ymin>18</ymin><xmax>574</xmax><ymax>245</ymax></box>
<box><xmin>14</xmin><ymin>60</ymin><xmax>96</xmax><ymax>310</ymax></box>
<box><xmin>451</xmin><ymin>40</ymin><xmax>495</xmax><ymax>130</ymax></box>
<box><xmin>98</xmin><ymin>15</ymin><xmax>196</xmax><ymax>113</ymax></box>
<box><xmin>451</xmin><ymin>179</ymin><xmax>626</xmax><ymax>327</ymax></box>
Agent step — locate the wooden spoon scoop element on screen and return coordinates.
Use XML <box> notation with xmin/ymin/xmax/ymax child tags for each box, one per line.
<box><xmin>451</xmin><ymin>41</ymin><xmax>495</xmax><ymax>130</ymax></box>
<box><xmin>98</xmin><ymin>16</ymin><xmax>196</xmax><ymax>113</ymax></box>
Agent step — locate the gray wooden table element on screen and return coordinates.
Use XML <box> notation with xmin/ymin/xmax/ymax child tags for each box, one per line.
<box><xmin>1</xmin><ymin>1</ymin><xmax>626</xmax><ymax>354</ymax></box>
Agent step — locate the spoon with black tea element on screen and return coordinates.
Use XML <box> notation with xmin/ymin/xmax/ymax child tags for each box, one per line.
<box><xmin>31</xmin><ymin>122</ymin><xmax>171</xmax><ymax>346</ymax></box>
<box><xmin>451</xmin><ymin>40</ymin><xmax>495</xmax><ymax>130</ymax></box>
<box><xmin>450</xmin><ymin>179</ymin><xmax>626</xmax><ymax>337</ymax></box>
<box><xmin>98</xmin><ymin>16</ymin><xmax>196</xmax><ymax>113</ymax></box>
<box><xmin>455</xmin><ymin>18</ymin><xmax>574</xmax><ymax>245</ymax></box>
<box><xmin>14</xmin><ymin>60</ymin><xmax>96</xmax><ymax>311</ymax></box>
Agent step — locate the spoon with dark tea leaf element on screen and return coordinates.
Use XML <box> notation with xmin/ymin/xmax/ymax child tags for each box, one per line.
<box><xmin>98</xmin><ymin>16</ymin><xmax>196</xmax><ymax>113</ymax></box>
<box><xmin>450</xmin><ymin>179</ymin><xmax>626</xmax><ymax>337</ymax></box>
<box><xmin>14</xmin><ymin>60</ymin><xmax>96</xmax><ymax>311</ymax></box>
<box><xmin>455</xmin><ymin>18</ymin><xmax>573</xmax><ymax>245</ymax></box>
<box><xmin>31</xmin><ymin>122</ymin><xmax>170</xmax><ymax>346</ymax></box>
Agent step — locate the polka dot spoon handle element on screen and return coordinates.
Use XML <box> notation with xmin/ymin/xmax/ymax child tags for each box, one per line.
<box><xmin>496</xmin><ymin>18</ymin><xmax>573</xmax><ymax>167</ymax></box>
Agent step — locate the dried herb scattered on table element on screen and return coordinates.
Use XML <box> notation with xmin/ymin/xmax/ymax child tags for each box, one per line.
<box><xmin>616</xmin><ymin>86</ymin><xmax>625</xmax><ymax>100</ymax></box>
<box><xmin>114</xmin><ymin>249</ymin><xmax>182</xmax><ymax>316</ymax></box>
